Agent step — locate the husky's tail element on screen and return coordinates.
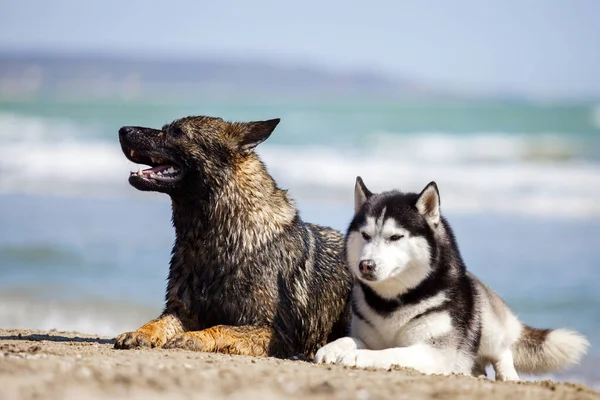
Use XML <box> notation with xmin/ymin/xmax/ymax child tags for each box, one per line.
<box><xmin>512</xmin><ymin>325</ymin><xmax>589</xmax><ymax>374</ymax></box>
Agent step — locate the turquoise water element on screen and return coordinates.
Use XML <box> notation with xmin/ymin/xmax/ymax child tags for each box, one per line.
<box><xmin>0</xmin><ymin>97</ymin><xmax>599</xmax><ymax>386</ymax></box>
<box><xmin>2</xmin><ymin>98</ymin><xmax>599</xmax><ymax>149</ymax></box>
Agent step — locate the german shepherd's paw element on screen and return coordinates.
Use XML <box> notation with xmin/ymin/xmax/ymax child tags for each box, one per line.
<box><xmin>114</xmin><ymin>331</ymin><xmax>161</xmax><ymax>349</ymax></box>
<box><xmin>163</xmin><ymin>332</ymin><xmax>211</xmax><ymax>352</ymax></box>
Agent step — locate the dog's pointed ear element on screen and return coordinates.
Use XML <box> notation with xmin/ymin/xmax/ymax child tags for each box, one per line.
<box><xmin>238</xmin><ymin>118</ymin><xmax>280</xmax><ymax>151</ymax></box>
<box><xmin>415</xmin><ymin>181</ymin><xmax>441</xmax><ymax>226</ymax></box>
<box><xmin>355</xmin><ymin>176</ymin><xmax>373</xmax><ymax>214</ymax></box>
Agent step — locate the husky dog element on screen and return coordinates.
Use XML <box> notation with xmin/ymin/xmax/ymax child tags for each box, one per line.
<box><xmin>315</xmin><ymin>177</ymin><xmax>588</xmax><ymax>381</ymax></box>
<box><xmin>115</xmin><ymin>116</ymin><xmax>352</xmax><ymax>358</ymax></box>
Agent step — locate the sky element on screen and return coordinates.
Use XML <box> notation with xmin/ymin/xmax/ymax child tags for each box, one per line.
<box><xmin>1</xmin><ymin>0</ymin><xmax>599</xmax><ymax>99</ymax></box>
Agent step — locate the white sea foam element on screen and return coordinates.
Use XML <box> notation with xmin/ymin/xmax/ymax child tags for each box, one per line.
<box><xmin>0</xmin><ymin>294</ymin><xmax>157</xmax><ymax>337</ymax></box>
<box><xmin>1</xmin><ymin>112</ymin><xmax>599</xmax><ymax>218</ymax></box>
<box><xmin>0</xmin><ymin>112</ymin><xmax>134</xmax><ymax>196</ymax></box>
<box><xmin>259</xmin><ymin>145</ymin><xmax>600</xmax><ymax>218</ymax></box>
<box><xmin>365</xmin><ymin>130</ymin><xmax>583</xmax><ymax>163</ymax></box>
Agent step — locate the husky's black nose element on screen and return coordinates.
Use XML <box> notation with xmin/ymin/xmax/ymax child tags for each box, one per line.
<box><xmin>359</xmin><ymin>260</ymin><xmax>376</xmax><ymax>274</ymax></box>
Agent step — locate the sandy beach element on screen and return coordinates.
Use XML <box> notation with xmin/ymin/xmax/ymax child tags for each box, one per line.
<box><xmin>0</xmin><ymin>329</ymin><xmax>596</xmax><ymax>400</ymax></box>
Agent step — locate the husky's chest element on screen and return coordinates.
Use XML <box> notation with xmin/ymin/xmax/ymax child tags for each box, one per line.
<box><xmin>352</xmin><ymin>286</ymin><xmax>449</xmax><ymax>350</ymax></box>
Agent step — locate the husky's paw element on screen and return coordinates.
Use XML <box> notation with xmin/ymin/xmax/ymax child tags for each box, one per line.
<box><xmin>314</xmin><ymin>337</ymin><xmax>360</xmax><ymax>364</ymax></box>
<box><xmin>163</xmin><ymin>332</ymin><xmax>210</xmax><ymax>352</ymax></box>
<box><xmin>114</xmin><ymin>331</ymin><xmax>158</xmax><ymax>349</ymax></box>
<box><xmin>338</xmin><ymin>350</ymin><xmax>393</xmax><ymax>370</ymax></box>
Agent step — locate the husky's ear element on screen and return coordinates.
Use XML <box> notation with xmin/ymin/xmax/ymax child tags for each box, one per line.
<box><xmin>354</xmin><ymin>176</ymin><xmax>373</xmax><ymax>214</ymax></box>
<box><xmin>238</xmin><ymin>118</ymin><xmax>280</xmax><ymax>151</ymax></box>
<box><xmin>415</xmin><ymin>181</ymin><xmax>441</xmax><ymax>226</ymax></box>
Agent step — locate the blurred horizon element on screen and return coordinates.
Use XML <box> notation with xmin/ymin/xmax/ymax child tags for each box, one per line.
<box><xmin>2</xmin><ymin>49</ymin><xmax>600</xmax><ymax>103</ymax></box>
<box><xmin>2</xmin><ymin>1</ymin><xmax>600</xmax><ymax>101</ymax></box>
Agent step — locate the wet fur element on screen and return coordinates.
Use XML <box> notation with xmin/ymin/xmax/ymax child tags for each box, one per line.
<box><xmin>115</xmin><ymin>116</ymin><xmax>352</xmax><ymax>358</ymax></box>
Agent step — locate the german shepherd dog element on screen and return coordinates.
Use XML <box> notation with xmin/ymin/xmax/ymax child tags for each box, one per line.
<box><xmin>115</xmin><ymin>116</ymin><xmax>352</xmax><ymax>358</ymax></box>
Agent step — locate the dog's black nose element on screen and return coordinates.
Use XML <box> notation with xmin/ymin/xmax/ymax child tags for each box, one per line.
<box><xmin>119</xmin><ymin>126</ymin><xmax>135</xmax><ymax>138</ymax></box>
<box><xmin>359</xmin><ymin>260</ymin><xmax>376</xmax><ymax>274</ymax></box>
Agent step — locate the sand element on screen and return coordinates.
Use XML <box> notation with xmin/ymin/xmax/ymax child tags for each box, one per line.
<box><xmin>0</xmin><ymin>329</ymin><xmax>597</xmax><ymax>400</ymax></box>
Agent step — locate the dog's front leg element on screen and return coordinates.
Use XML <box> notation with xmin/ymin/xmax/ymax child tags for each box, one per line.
<box><xmin>114</xmin><ymin>313</ymin><xmax>184</xmax><ymax>349</ymax></box>
<box><xmin>163</xmin><ymin>325</ymin><xmax>278</xmax><ymax>357</ymax></box>
<box><xmin>337</xmin><ymin>344</ymin><xmax>452</xmax><ymax>374</ymax></box>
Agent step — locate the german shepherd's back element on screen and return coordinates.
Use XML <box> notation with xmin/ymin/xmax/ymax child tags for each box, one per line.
<box><xmin>115</xmin><ymin>116</ymin><xmax>352</xmax><ymax>357</ymax></box>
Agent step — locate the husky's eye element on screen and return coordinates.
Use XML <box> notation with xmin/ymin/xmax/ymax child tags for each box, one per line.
<box><xmin>361</xmin><ymin>232</ymin><xmax>371</xmax><ymax>241</ymax></box>
<box><xmin>389</xmin><ymin>234</ymin><xmax>404</xmax><ymax>241</ymax></box>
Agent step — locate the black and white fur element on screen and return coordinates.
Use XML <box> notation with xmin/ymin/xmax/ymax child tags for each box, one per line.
<box><xmin>315</xmin><ymin>177</ymin><xmax>589</xmax><ymax>381</ymax></box>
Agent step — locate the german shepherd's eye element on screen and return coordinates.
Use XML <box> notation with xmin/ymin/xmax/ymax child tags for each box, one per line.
<box><xmin>361</xmin><ymin>232</ymin><xmax>371</xmax><ymax>241</ymax></box>
<box><xmin>389</xmin><ymin>234</ymin><xmax>404</xmax><ymax>241</ymax></box>
<box><xmin>171</xmin><ymin>126</ymin><xmax>185</xmax><ymax>137</ymax></box>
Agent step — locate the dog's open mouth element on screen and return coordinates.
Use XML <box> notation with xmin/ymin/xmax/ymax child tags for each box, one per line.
<box><xmin>126</xmin><ymin>149</ymin><xmax>183</xmax><ymax>182</ymax></box>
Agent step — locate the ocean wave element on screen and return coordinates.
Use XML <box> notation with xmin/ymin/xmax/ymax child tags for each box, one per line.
<box><xmin>258</xmin><ymin>145</ymin><xmax>600</xmax><ymax>218</ymax></box>
<box><xmin>0</xmin><ymin>292</ymin><xmax>157</xmax><ymax>337</ymax></box>
<box><xmin>365</xmin><ymin>131</ymin><xmax>586</xmax><ymax>163</ymax></box>
<box><xmin>1</xmin><ymin>112</ymin><xmax>599</xmax><ymax>218</ymax></box>
<box><xmin>0</xmin><ymin>112</ymin><xmax>133</xmax><ymax>196</ymax></box>
<box><xmin>0</xmin><ymin>139</ymin><xmax>130</xmax><ymax>195</ymax></box>
<box><xmin>0</xmin><ymin>111</ymin><xmax>101</xmax><ymax>141</ymax></box>
<box><xmin>0</xmin><ymin>244</ymin><xmax>82</xmax><ymax>268</ymax></box>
